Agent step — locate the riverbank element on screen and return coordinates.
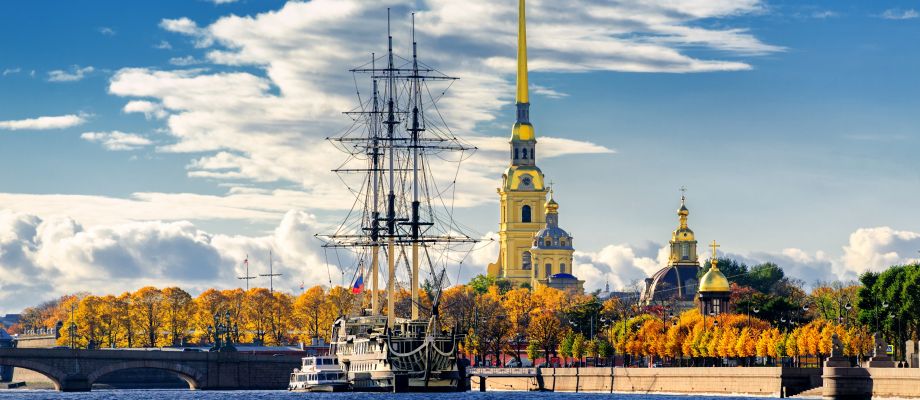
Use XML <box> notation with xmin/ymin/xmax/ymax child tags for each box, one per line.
<box><xmin>472</xmin><ymin>366</ymin><xmax>920</xmax><ymax>398</ymax></box>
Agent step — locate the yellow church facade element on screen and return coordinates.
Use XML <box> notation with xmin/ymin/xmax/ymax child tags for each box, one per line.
<box><xmin>487</xmin><ymin>0</ymin><xmax>583</xmax><ymax>294</ymax></box>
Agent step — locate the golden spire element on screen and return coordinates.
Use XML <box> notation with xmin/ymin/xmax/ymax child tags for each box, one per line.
<box><xmin>517</xmin><ymin>0</ymin><xmax>529</xmax><ymax>104</ymax></box>
<box><xmin>510</xmin><ymin>0</ymin><xmax>534</xmax><ymax>143</ymax></box>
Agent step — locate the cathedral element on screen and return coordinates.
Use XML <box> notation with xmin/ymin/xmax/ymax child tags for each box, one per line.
<box><xmin>640</xmin><ymin>194</ymin><xmax>702</xmax><ymax>308</ymax></box>
<box><xmin>486</xmin><ymin>0</ymin><xmax>584</xmax><ymax>294</ymax></box>
<box><xmin>640</xmin><ymin>193</ymin><xmax>732</xmax><ymax>313</ymax></box>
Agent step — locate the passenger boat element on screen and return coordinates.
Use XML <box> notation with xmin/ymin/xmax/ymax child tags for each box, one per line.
<box><xmin>288</xmin><ymin>356</ymin><xmax>350</xmax><ymax>392</ymax></box>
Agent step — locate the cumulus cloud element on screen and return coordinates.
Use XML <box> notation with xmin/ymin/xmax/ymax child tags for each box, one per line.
<box><xmin>123</xmin><ymin>100</ymin><xmax>168</xmax><ymax>120</ymax></box>
<box><xmin>575</xmin><ymin>241</ymin><xmax>666</xmax><ymax>292</ymax></box>
<box><xmin>160</xmin><ymin>17</ymin><xmax>213</xmax><ymax>47</ymax></box>
<box><xmin>97</xmin><ymin>0</ymin><xmax>777</xmax><ymax>213</ymax></box>
<box><xmin>880</xmin><ymin>8</ymin><xmax>919</xmax><ymax>20</ymax></box>
<box><xmin>0</xmin><ymin>114</ymin><xmax>88</xmax><ymax>131</ymax></box>
<box><xmin>155</xmin><ymin>40</ymin><xmax>173</xmax><ymax>50</ymax></box>
<box><xmin>2</xmin><ymin>68</ymin><xmax>21</xmax><ymax>76</ymax></box>
<box><xmin>81</xmin><ymin>131</ymin><xmax>153</xmax><ymax>151</ymax></box>
<box><xmin>0</xmin><ymin>209</ymin><xmax>339</xmax><ymax>314</ymax></box>
<box><xmin>47</xmin><ymin>65</ymin><xmax>95</xmax><ymax>82</ymax></box>
<box><xmin>98</xmin><ymin>27</ymin><xmax>116</xmax><ymax>36</ymax></box>
<box><xmin>842</xmin><ymin>227</ymin><xmax>920</xmax><ymax>274</ymax></box>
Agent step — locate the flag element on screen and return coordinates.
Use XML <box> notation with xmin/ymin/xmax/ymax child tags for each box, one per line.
<box><xmin>299</xmin><ymin>281</ymin><xmax>305</xmax><ymax>291</ymax></box>
<box><xmin>352</xmin><ymin>273</ymin><xmax>364</xmax><ymax>294</ymax></box>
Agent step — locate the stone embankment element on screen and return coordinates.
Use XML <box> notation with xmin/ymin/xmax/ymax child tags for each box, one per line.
<box><xmin>471</xmin><ymin>366</ymin><xmax>920</xmax><ymax>398</ymax></box>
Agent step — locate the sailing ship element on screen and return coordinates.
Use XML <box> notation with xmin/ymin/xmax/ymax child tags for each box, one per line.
<box><xmin>315</xmin><ymin>10</ymin><xmax>479</xmax><ymax>393</ymax></box>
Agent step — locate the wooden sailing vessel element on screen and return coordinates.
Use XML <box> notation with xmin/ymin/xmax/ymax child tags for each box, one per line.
<box><xmin>316</xmin><ymin>9</ymin><xmax>478</xmax><ymax>393</ymax></box>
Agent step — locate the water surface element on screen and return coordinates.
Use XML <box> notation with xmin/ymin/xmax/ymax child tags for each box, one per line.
<box><xmin>0</xmin><ymin>390</ymin><xmax>777</xmax><ymax>399</ymax></box>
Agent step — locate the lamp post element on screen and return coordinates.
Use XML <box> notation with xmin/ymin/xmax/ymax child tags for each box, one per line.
<box><xmin>69</xmin><ymin>302</ymin><xmax>77</xmax><ymax>350</ymax></box>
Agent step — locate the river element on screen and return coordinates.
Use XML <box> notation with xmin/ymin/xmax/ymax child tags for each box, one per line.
<box><xmin>0</xmin><ymin>391</ymin><xmax>774</xmax><ymax>400</ymax></box>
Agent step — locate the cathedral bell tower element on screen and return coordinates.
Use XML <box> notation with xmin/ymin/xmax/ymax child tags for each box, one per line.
<box><xmin>487</xmin><ymin>0</ymin><xmax>549</xmax><ymax>286</ymax></box>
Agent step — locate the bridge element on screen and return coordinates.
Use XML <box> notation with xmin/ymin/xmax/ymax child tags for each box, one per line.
<box><xmin>0</xmin><ymin>348</ymin><xmax>301</xmax><ymax>392</ymax></box>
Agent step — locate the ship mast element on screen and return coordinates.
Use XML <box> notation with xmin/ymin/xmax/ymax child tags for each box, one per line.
<box><xmin>370</xmin><ymin>53</ymin><xmax>381</xmax><ymax>316</ymax></box>
<box><xmin>385</xmin><ymin>9</ymin><xmax>397</xmax><ymax>327</ymax></box>
<box><xmin>409</xmin><ymin>13</ymin><xmax>422</xmax><ymax>320</ymax></box>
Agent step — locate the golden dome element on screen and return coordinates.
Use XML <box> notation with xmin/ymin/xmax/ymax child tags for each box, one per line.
<box><xmin>678</xmin><ymin>204</ymin><xmax>689</xmax><ymax>216</ymax></box>
<box><xmin>546</xmin><ymin>189</ymin><xmax>558</xmax><ymax>213</ymax></box>
<box><xmin>512</xmin><ymin>122</ymin><xmax>535</xmax><ymax>141</ymax></box>
<box><xmin>699</xmin><ymin>265</ymin><xmax>730</xmax><ymax>292</ymax></box>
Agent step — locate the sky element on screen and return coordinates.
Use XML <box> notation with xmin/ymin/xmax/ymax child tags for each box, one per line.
<box><xmin>1</xmin><ymin>0</ymin><xmax>920</xmax><ymax>313</ymax></box>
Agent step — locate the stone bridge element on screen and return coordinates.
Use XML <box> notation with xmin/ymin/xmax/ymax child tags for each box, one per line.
<box><xmin>0</xmin><ymin>348</ymin><xmax>301</xmax><ymax>391</ymax></box>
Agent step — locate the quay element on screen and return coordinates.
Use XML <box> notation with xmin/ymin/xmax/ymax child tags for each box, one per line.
<box><xmin>469</xmin><ymin>365</ymin><xmax>920</xmax><ymax>399</ymax></box>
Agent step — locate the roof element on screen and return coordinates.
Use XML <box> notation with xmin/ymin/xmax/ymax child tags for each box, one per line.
<box><xmin>550</xmin><ymin>273</ymin><xmax>578</xmax><ymax>280</ymax></box>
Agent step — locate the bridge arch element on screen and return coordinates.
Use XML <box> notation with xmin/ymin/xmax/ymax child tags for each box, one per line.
<box><xmin>86</xmin><ymin>360</ymin><xmax>205</xmax><ymax>390</ymax></box>
<box><xmin>0</xmin><ymin>357</ymin><xmax>67</xmax><ymax>391</ymax></box>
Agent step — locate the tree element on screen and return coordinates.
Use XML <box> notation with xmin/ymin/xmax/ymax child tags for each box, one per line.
<box><xmin>560</xmin><ymin>331</ymin><xmax>575</xmax><ymax>364</ymax></box>
<box><xmin>327</xmin><ymin>286</ymin><xmax>355</xmax><ymax>318</ymax></box>
<box><xmin>439</xmin><ymin>285</ymin><xmax>476</xmax><ymax>333</ymax></box>
<box><xmin>572</xmin><ymin>333</ymin><xmax>586</xmax><ymax>364</ymax></box>
<box><xmin>528</xmin><ymin>312</ymin><xmax>563</xmax><ymax>366</ymax></box>
<box><xmin>193</xmin><ymin>289</ymin><xmax>228</xmax><ymax>344</ymax></box>
<box><xmin>161</xmin><ymin>287</ymin><xmax>195</xmax><ymax>346</ymax></box>
<box><xmin>244</xmin><ymin>288</ymin><xmax>275</xmax><ymax>345</ymax></box>
<box><xmin>295</xmin><ymin>286</ymin><xmax>332</xmax><ymax>343</ymax></box>
<box><xmin>267</xmin><ymin>292</ymin><xmax>295</xmax><ymax>345</ymax></box>
<box><xmin>468</xmin><ymin>274</ymin><xmax>496</xmax><ymax>295</ymax></box>
<box><xmin>132</xmin><ymin>287</ymin><xmax>165</xmax><ymax>347</ymax></box>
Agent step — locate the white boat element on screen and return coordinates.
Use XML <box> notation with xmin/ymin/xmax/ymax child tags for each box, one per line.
<box><xmin>288</xmin><ymin>356</ymin><xmax>351</xmax><ymax>392</ymax></box>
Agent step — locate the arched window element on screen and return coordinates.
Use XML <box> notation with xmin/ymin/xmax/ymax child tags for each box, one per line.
<box><xmin>545</xmin><ymin>263</ymin><xmax>552</xmax><ymax>278</ymax></box>
<box><xmin>560</xmin><ymin>239</ymin><xmax>566</xmax><ymax>247</ymax></box>
<box><xmin>514</xmin><ymin>148</ymin><xmax>519</xmax><ymax>160</ymax></box>
<box><xmin>522</xmin><ymin>205</ymin><xmax>532</xmax><ymax>223</ymax></box>
<box><xmin>522</xmin><ymin>251</ymin><xmax>532</xmax><ymax>270</ymax></box>
<box><xmin>545</xmin><ymin>238</ymin><xmax>551</xmax><ymax>247</ymax></box>
<box><xmin>560</xmin><ymin>263</ymin><xmax>566</xmax><ymax>273</ymax></box>
<box><xmin>522</xmin><ymin>148</ymin><xmax>528</xmax><ymax>159</ymax></box>
<box><xmin>681</xmin><ymin>244</ymin><xmax>689</xmax><ymax>260</ymax></box>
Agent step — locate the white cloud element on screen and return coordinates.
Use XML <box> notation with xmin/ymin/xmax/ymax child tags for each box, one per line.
<box><xmin>842</xmin><ymin>227</ymin><xmax>920</xmax><ymax>275</ymax></box>
<box><xmin>880</xmin><ymin>8</ymin><xmax>919</xmax><ymax>20</ymax></box>
<box><xmin>811</xmin><ymin>11</ymin><xmax>839</xmax><ymax>19</ymax></box>
<box><xmin>155</xmin><ymin>40</ymin><xmax>173</xmax><ymax>50</ymax></box>
<box><xmin>0</xmin><ymin>114</ymin><xmax>88</xmax><ymax>131</ymax></box>
<box><xmin>2</xmin><ymin>68</ymin><xmax>21</xmax><ymax>76</ymax></box>
<box><xmin>47</xmin><ymin>65</ymin><xmax>95</xmax><ymax>82</ymax></box>
<box><xmin>0</xmin><ymin>209</ymin><xmax>338</xmax><ymax>314</ymax></box>
<box><xmin>531</xmin><ymin>85</ymin><xmax>568</xmax><ymax>99</ymax></box>
<box><xmin>98</xmin><ymin>27</ymin><xmax>116</xmax><ymax>36</ymax></box>
<box><xmin>123</xmin><ymin>100</ymin><xmax>169</xmax><ymax>120</ymax></box>
<box><xmin>81</xmin><ymin>131</ymin><xmax>153</xmax><ymax>151</ymax></box>
<box><xmin>169</xmin><ymin>56</ymin><xmax>202</xmax><ymax>66</ymax></box>
<box><xmin>160</xmin><ymin>17</ymin><xmax>213</xmax><ymax>47</ymax></box>
<box><xmin>209</xmin><ymin>0</ymin><xmax>238</xmax><ymax>4</ymax></box>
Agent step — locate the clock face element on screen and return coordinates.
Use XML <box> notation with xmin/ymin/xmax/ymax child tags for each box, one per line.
<box><xmin>521</xmin><ymin>175</ymin><xmax>532</xmax><ymax>187</ymax></box>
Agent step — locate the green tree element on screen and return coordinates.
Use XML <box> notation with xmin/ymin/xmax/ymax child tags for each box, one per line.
<box><xmin>572</xmin><ymin>333</ymin><xmax>586</xmax><ymax>364</ymax></box>
<box><xmin>468</xmin><ymin>274</ymin><xmax>497</xmax><ymax>294</ymax></box>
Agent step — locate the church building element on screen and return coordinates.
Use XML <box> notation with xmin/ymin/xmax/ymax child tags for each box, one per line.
<box><xmin>640</xmin><ymin>193</ymin><xmax>702</xmax><ymax>308</ymax></box>
<box><xmin>487</xmin><ymin>0</ymin><xmax>584</xmax><ymax>294</ymax></box>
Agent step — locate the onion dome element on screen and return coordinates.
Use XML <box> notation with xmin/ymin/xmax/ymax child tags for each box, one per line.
<box><xmin>699</xmin><ymin>243</ymin><xmax>730</xmax><ymax>292</ymax></box>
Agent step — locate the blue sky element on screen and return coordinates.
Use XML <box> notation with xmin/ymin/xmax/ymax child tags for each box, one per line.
<box><xmin>1</xmin><ymin>0</ymin><xmax>919</xmax><ymax>312</ymax></box>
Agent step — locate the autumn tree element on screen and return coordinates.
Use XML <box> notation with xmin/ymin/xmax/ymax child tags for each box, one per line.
<box><xmin>295</xmin><ymin>286</ymin><xmax>333</xmax><ymax>343</ymax></box>
<box><xmin>132</xmin><ymin>287</ymin><xmax>165</xmax><ymax>347</ymax></box>
<box><xmin>528</xmin><ymin>312</ymin><xmax>563</xmax><ymax>365</ymax></box>
<box><xmin>162</xmin><ymin>287</ymin><xmax>195</xmax><ymax>346</ymax></box>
